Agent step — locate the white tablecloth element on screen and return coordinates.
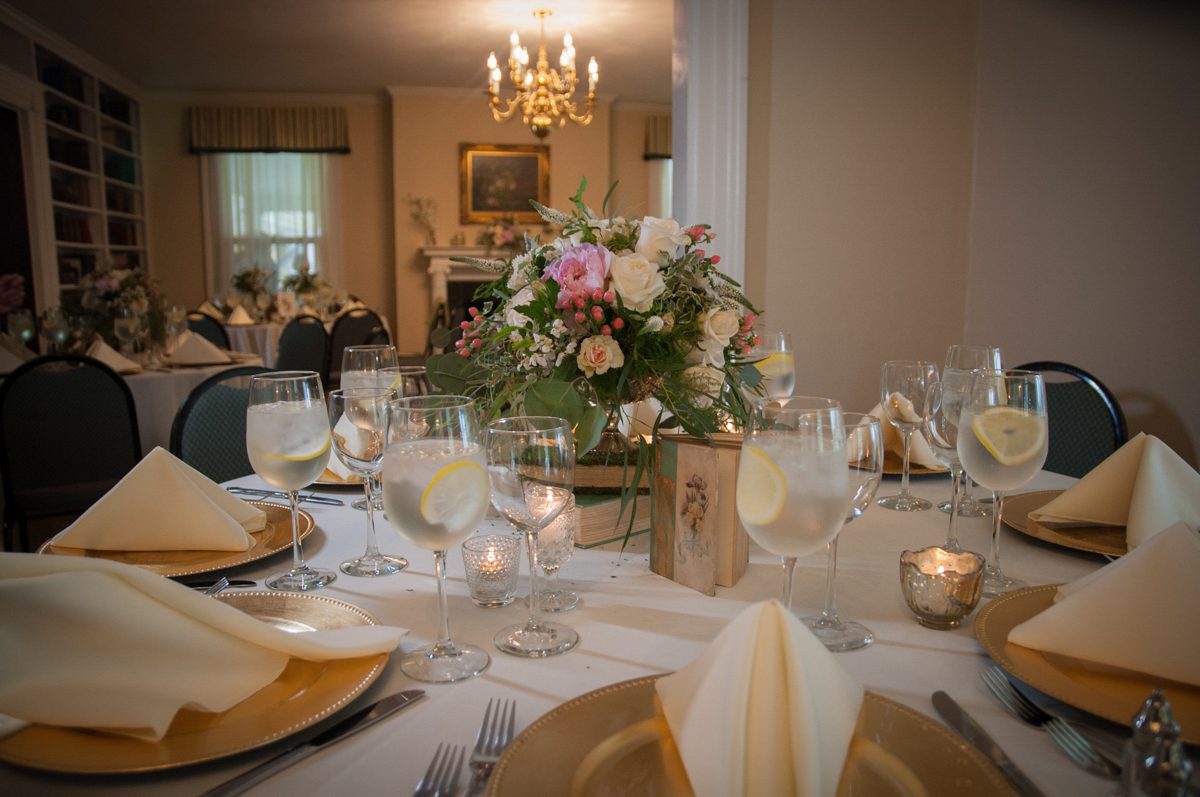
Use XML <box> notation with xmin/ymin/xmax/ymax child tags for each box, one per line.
<box><xmin>1</xmin><ymin>470</ymin><xmax>1123</xmax><ymax>796</ymax></box>
<box><xmin>124</xmin><ymin>361</ymin><xmax>261</xmax><ymax>454</ymax></box>
<box><xmin>224</xmin><ymin>324</ymin><xmax>282</xmax><ymax>368</ymax></box>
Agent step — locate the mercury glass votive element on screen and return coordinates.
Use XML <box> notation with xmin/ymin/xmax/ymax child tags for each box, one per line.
<box><xmin>899</xmin><ymin>546</ymin><xmax>986</xmax><ymax>629</ymax></box>
<box><xmin>462</xmin><ymin>534</ymin><xmax>521</xmax><ymax>607</ymax></box>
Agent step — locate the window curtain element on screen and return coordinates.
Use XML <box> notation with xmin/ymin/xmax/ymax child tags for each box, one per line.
<box><xmin>203</xmin><ymin>152</ymin><xmax>343</xmax><ymax>297</ymax></box>
<box><xmin>644</xmin><ymin>115</ymin><xmax>673</xmax><ymax>218</ymax></box>
<box><xmin>189</xmin><ymin>107</ymin><xmax>349</xmax><ymax>153</ymax></box>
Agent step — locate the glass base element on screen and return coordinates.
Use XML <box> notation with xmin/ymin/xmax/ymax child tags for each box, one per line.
<box><xmin>265</xmin><ymin>566</ymin><xmax>337</xmax><ymax>591</ymax></box>
<box><xmin>983</xmin><ymin>565</ymin><xmax>1025</xmax><ymax>598</ymax></box>
<box><xmin>351</xmin><ymin>494</ymin><xmax>385</xmax><ymax>512</ymax></box>
<box><xmin>877</xmin><ymin>493</ymin><xmax>933</xmax><ymax>512</ymax></box>
<box><xmin>801</xmin><ymin>615</ymin><xmax>874</xmax><ymax>652</ymax></box>
<box><xmin>340</xmin><ymin>553</ymin><xmax>408</xmax><ymax>577</ymax></box>
<box><xmin>400</xmin><ymin>642</ymin><xmax>490</xmax><ymax>683</ymax></box>
<box><xmin>938</xmin><ymin>497</ymin><xmax>992</xmax><ymax>518</ymax></box>
<box><xmin>525</xmin><ymin>589</ymin><xmax>580</xmax><ymax>613</ymax></box>
<box><xmin>494</xmin><ymin>619</ymin><xmax>579</xmax><ymax>658</ymax></box>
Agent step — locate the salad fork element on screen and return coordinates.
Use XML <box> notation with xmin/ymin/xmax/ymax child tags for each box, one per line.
<box><xmin>413</xmin><ymin>743</ymin><xmax>464</xmax><ymax>797</ymax></box>
<box><xmin>466</xmin><ymin>698</ymin><xmax>516</xmax><ymax>796</ymax></box>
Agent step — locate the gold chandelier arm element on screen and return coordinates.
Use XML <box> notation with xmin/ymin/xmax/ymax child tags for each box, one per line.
<box><xmin>489</xmin><ymin>94</ymin><xmax>523</xmax><ymax>122</ymax></box>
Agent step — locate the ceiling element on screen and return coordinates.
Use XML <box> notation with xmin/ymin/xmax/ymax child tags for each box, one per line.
<box><xmin>7</xmin><ymin>0</ymin><xmax>673</xmax><ymax>104</ymax></box>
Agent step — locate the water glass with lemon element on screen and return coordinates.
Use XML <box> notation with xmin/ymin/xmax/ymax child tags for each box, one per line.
<box><xmin>246</xmin><ymin>371</ymin><xmax>336</xmax><ymax>591</ymax></box>
<box><xmin>747</xmin><ymin>328</ymin><xmax>796</xmax><ymax>398</ymax></box>
<box><xmin>383</xmin><ymin>395</ymin><xmax>491</xmax><ymax>682</ymax></box>
<box><xmin>957</xmin><ymin>369</ymin><xmax>1048</xmax><ymax>596</ymax></box>
<box><xmin>736</xmin><ymin>396</ymin><xmax>848</xmax><ymax>611</ymax></box>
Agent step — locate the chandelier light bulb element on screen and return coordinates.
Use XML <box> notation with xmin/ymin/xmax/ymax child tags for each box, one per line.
<box><xmin>487</xmin><ymin>52</ymin><xmax>498</xmax><ymax>70</ymax></box>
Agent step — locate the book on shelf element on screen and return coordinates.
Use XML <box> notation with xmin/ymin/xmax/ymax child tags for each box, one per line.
<box><xmin>574</xmin><ymin>492</ymin><xmax>652</xmax><ymax>548</ymax></box>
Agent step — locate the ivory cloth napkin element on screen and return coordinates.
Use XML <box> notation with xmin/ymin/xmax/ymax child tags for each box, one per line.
<box><xmin>1028</xmin><ymin>433</ymin><xmax>1200</xmax><ymax>549</ymax></box>
<box><xmin>227</xmin><ymin>304</ymin><xmax>255</xmax><ymax>325</ymax></box>
<box><xmin>1008</xmin><ymin>523</ymin><xmax>1200</xmax><ymax>686</ymax></box>
<box><xmin>656</xmin><ymin>600</ymin><xmax>864</xmax><ymax>797</ymax></box>
<box><xmin>164</xmin><ymin>330</ymin><xmax>231</xmax><ymax>365</ymax></box>
<box><xmin>53</xmin><ymin>447</ymin><xmax>262</xmax><ymax>551</ymax></box>
<box><xmin>197</xmin><ymin>300</ymin><xmax>225</xmax><ymax>320</ymax></box>
<box><xmin>0</xmin><ymin>553</ymin><xmax>405</xmax><ymax>739</ymax></box>
<box><xmin>85</xmin><ymin>338</ymin><xmax>141</xmax><ymax>374</ymax></box>
<box><xmin>868</xmin><ymin>397</ymin><xmax>941</xmax><ymax>469</ymax></box>
<box><xmin>0</xmin><ymin>346</ymin><xmax>25</xmax><ymax>374</ymax></box>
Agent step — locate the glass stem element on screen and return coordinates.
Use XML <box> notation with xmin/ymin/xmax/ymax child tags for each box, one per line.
<box><xmin>524</xmin><ymin>530</ymin><xmax>542</xmax><ymax>627</ymax></box>
<box><xmin>287</xmin><ymin>488</ymin><xmax>306</xmax><ymax>573</ymax></box>
<box><xmin>821</xmin><ymin>537</ymin><xmax>840</xmax><ymax>622</ymax></box>
<box><xmin>433</xmin><ymin>549</ymin><xmax>452</xmax><ymax>651</ymax></box>
<box><xmin>946</xmin><ymin>468</ymin><xmax>964</xmax><ymax>551</ymax></box>
<box><xmin>990</xmin><ymin>491</ymin><xmax>1005</xmax><ymax>572</ymax></box>
<box><xmin>781</xmin><ymin>556</ymin><xmax>798</xmax><ymax>611</ymax></box>
<box><xmin>900</xmin><ymin>428</ymin><xmax>914</xmax><ymax>498</ymax></box>
<box><xmin>962</xmin><ymin>474</ymin><xmax>975</xmax><ymax>506</ymax></box>
<box><xmin>361</xmin><ymin>474</ymin><xmax>381</xmax><ymax>558</ymax></box>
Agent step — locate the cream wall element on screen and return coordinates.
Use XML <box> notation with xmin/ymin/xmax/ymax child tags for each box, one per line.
<box><xmin>608</xmin><ymin>106</ymin><xmax>662</xmax><ymax>220</ymax></box>
<box><xmin>747</xmin><ymin>0</ymin><xmax>977</xmax><ymax>411</ymax></box>
<box><xmin>965</xmin><ymin>0</ymin><xmax>1200</xmax><ymax>464</ymax></box>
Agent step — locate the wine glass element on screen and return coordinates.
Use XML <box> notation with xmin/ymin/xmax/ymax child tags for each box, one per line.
<box><xmin>530</xmin><ymin>495</ymin><xmax>579</xmax><ymax>612</ymax></box>
<box><xmin>165</xmin><ymin>304</ymin><xmax>188</xmax><ymax>353</ymax></box>
<box><xmin>7</xmin><ymin>309</ymin><xmax>34</xmax><ymax>346</ymax></box>
<box><xmin>736</xmin><ymin>396</ymin><xmax>847</xmax><ymax>611</ymax></box>
<box><xmin>246</xmin><ymin>371</ymin><xmax>337</xmax><ymax>591</ymax></box>
<box><xmin>747</xmin><ymin>328</ymin><xmax>795</xmax><ymax>399</ymax></box>
<box><xmin>802</xmin><ymin>413</ymin><xmax>883</xmax><ymax>651</ymax></box>
<box><xmin>876</xmin><ymin>360</ymin><xmax>939</xmax><ymax>512</ymax></box>
<box><xmin>487</xmin><ymin>416</ymin><xmax>578</xmax><ymax>657</ymax></box>
<box><xmin>113</xmin><ymin>306</ymin><xmax>140</xmax><ymax>358</ymax></box>
<box><xmin>40</xmin><ymin>307</ymin><xmax>68</xmax><ymax>354</ymax></box>
<box><xmin>922</xmin><ymin>369</ymin><xmax>973</xmax><ymax>551</ymax></box>
<box><xmin>942</xmin><ymin>345</ymin><xmax>1003</xmax><ymax>518</ymax></box>
<box><xmin>328</xmin><ymin>387</ymin><xmax>408</xmax><ymax>577</ymax></box>
<box><xmin>383</xmin><ymin>395</ymin><xmax>491</xmax><ymax>682</ymax></box>
<box><xmin>380</xmin><ymin>365</ymin><xmax>432</xmax><ymax>399</ymax></box>
<box><xmin>957</xmin><ymin>369</ymin><xmax>1048</xmax><ymax>597</ymax></box>
<box><xmin>255</xmin><ymin>291</ymin><xmax>273</xmax><ymax>322</ymax></box>
<box><xmin>341</xmin><ymin>345</ymin><xmax>399</xmax><ymax>511</ymax></box>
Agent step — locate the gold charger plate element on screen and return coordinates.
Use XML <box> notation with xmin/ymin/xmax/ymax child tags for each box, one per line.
<box><xmin>0</xmin><ymin>591</ymin><xmax>388</xmax><ymax>773</ymax></box>
<box><xmin>37</xmin><ymin>501</ymin><xmax>315</xmax><ymax>578</ymax></box>
<box><xmin>976</xmin><ymin>585</ymin><xmax>1200</xmax><ymax>744</ymax></box>
<box><xmin>1000</xmin><ymin>490</ymin><xmax>1126</xmax><ymax>557</ymax></box>
<box><xmin>488</xmin><ymin>676</ymin><xmax>1014</xmax><ymax>797</ymax></box>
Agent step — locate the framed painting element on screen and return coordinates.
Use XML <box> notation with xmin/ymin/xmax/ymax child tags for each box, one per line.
<box><xmin>459</xmin><ymin>144</ymin><xmax>549</xmax><ymax>224</ymax></box>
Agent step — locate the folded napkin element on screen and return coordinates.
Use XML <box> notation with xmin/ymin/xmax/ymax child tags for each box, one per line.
<box><xmin>0</xmin><ymin>553</ymin><xmax>405</xmax><ymax>739</ymax></box>
<box><xmin>54</xmin><ymin>447</ymin><xmax>263</xmax><ymax>551</ymax></box>
<box><xmin>164</xmin><ymin>330</ymin><xmax>231</xmax><ymax>365</ymax></box>
<box><xmin>1008</xmin><ymin>523</ymin><xmax>1200</xmax><ymax>686</ymax></box>
<box><xmin>0</xmin><ymin>333</ymin><xmax>34</xmax><ymax>364</ymax></box>
<box><xmin>0</xmin><ymin>346</ymin><xmax>26</xmax><ymax>374</ymax></box>
<box><xmin>656</xmin><ymin>600</ymin><xmax>864</xmax><ymax>797</ymax></box>
<box><xmin>197</xmin><ymin>300</ymin><xmax>226</xmax><ymax>321</ymax></box>
<box><xmin>336</xmin><ymin>299</ymin><xmax>367</xmax><ymax>316</ymax></box>
<box><xmin>86</xmin><ymin>338</ymin><xmax>142</xmax><ymax>374</ymax></box>
<box><xmin>1028</xmin><ymin>433</ymin><xmax>1200</xmax><ymax>549</ymax></box>
<box><xmin>227</xmin><ymin>305</ymin><xmax>254</xmax><ymax>325</ymax></box>
<box><xmin>868</xmin><ymin>398</ymin><xmax>941</xmax><ymax>469</ymax></box>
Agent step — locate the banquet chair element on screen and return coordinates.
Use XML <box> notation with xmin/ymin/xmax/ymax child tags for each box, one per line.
<box><xmin>1016</xmin><ymin>361</ymin><xmax>1128</xmax><ymax>478</ymax></box>
<box><xmin>328</xmin><ymin>308</ymin><xmax>387</xmax><ymax>386</ymax></box>
<box><xmin>169</xmin><ymin>366</ymin><xmax>271</xmax><ymax>484</ymax></box>
<box><xmin>187</xmin><ymin>311</ymin><xmax>231</xmax><ymax>349</ymax></box>
<box><xmin>274</xmin><ymin>315</ymin><xmax>330</xmax><ymax>386</ymax></box>
<box><xmin>0</xmin><ymin>355</ymin><xmax>141</xmax><ymax>552</ymax></box>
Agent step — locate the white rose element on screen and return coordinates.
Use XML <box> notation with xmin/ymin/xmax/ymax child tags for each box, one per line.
<box><xmin>504</xmin><ymin>285</ymin><xmax>535</xmax><ymax>328</ymax></box>
<box><xmin>702</xmin><ymin>307</ymin><xmax>741</xmax><ymax>348</ymax></box>
<box><xmin>689</xmin><ymin>339</ymin><xmax>726</xmax><ymax>369</ymax></box>
<box><xmin>682</xmin><ymin>365</ymin><xmax>725</xmax><ymax>409</ymax></box>
<box><xmin>506</xmin><ymin>255</ymin><xmax>532</xmax><ymax>290</ymax></box>
<box><xmin>609</xmin><ymin>253</ymin><xmax>666</xmax><ymax>312</ymax></box>
<box><xmin>635</xmin><ymin>216</ymin><xmax>690</xmax><ymax>260</ymax></box>
<box><xmin>576</xmin><ymin>335</ymin><xmax>624</xmax><ymax>377</ymax></box>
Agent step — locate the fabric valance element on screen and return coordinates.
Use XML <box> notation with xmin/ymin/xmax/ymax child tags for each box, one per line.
<box><xmin>189</xmin><ymin>106</ymin><xmax>350</xmax><ymax>154</ymax></box>
<box><xmin>644</xmin><ymin>115</ymin><xmax>672</xmax><ymax>160</ymax></box>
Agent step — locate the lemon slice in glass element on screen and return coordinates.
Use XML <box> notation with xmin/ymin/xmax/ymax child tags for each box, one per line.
<box><xmin>267</xmin><ymin>433</ymin><xmax>331</xmax><ymax>462</ymax></box>
<box><xmin>755</xmin><ymin>352</ymin><xmax>795</xmax><ymax>379</ymax></box>
<box><xmin>420</xmin><ymin>460</ymin><xmax>490</xmax><ymax>528</ymax></box>
<box><xmin>971</xmin><ymin>407</ymin><xmax>1046</xmax><ymax>466</ymax></box>
<box><xmin>736</xmin><ymin>446</ymin><xmax>788</xmax><ymax>526</ymax></box>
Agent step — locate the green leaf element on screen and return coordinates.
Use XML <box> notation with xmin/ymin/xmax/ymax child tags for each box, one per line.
<box><xmin>524</xmin><ymin>379</ymin><xmax>585</xmax><ymax>424</ymax></box>
<box><xmin>740</xmin><ymin>363</ymin><xmax>763</xmax><ymax>390</ymax></box>
<box><xmin>601</xmin><ymin>181</ymin><xmax>619</xmax><ymax>216</ymax></box>
<box><xmin>425</xmin><ymin>353</ymin><xmax>483</xmax><ymax>393</ymax></box>
<box><xmin>574</xmin><ymin>403</ymin><xmax>607</xmax><ymax>457</ymax></box>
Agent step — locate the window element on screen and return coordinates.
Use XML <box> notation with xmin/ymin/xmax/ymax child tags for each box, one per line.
<box><xmin>203</xmin><ymin>152</ymin><xmax>342</xmax><ymax>296</ymax></box>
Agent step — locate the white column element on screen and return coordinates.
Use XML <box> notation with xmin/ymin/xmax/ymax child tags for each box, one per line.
<box><xmin>672</xmin><ymin>0</ymin><xmax>749</xmax><ymax>285</ymax></box>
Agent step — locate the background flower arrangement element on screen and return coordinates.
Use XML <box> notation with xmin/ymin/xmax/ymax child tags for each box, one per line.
<box><xmin>427</xmin><ymin>180</ymin><xmax>763</xmax><ymax>465</ymax></box>
<box><xmin>63</xmin><ymin>263</ymin><xmax>166</xmax><ymax>348</ymax></box>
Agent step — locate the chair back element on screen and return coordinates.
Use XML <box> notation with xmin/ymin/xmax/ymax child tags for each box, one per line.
<box><xmin>169</xmin><ymin>366</ymin><xmax>271</xmax><ymax>483</ymax></box>
<box><xmin>187</xmin><ymin>311</ymin><xmax>231</xmax><ymax>349</ymax></box>
<box><xmin>328</xmin><ymin>308</ymin><xmax>387</xmax><ymax>384</ymax></box>
<box><xmin>274</xmin><ymin>316</ymin><xmax>330</xmax><ymax>386</ymax></box>
<box><xmin>0</xmin><ymin>355</ymin><xmax>141</xmax><ymax>551</ymax></box>
<box><xmin>1016</xmin><ymin>360</ymin><xmax>1128</xmax><ymax>478</ymax></box>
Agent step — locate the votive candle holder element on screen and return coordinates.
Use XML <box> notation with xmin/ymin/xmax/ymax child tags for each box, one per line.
<box><xmin>899</xmin><ymin>546</ymin><xmax>985</xmax><ymax>629</ymax></box>
<box><xmin>462</xmin><ymin>534</ymin><xmax>521</xmax><ymax>607</ymax></box>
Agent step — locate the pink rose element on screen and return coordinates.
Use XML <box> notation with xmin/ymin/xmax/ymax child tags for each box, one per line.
<box><xmin>543</xmin><ymin>244</ymin><xmax>611</xmax><ymax>308</ymax></box>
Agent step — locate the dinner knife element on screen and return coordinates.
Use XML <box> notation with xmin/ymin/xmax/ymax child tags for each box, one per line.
<box><xmin>225</xmin><ymin>486</ymin><xmax>344</xmax><ymax>506</ymax></box>
<box><xmin>932</xmin><ymin>691</ymin><xmax>1047</xmax><ymax>797</ymax></box>
<box><xmin>201</xmin><ymin>689</ymin><xmax>426</xmax><ymax>797</ymax></box>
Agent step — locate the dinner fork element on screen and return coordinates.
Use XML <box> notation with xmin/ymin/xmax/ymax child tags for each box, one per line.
<box><xmin>466</xmin><ymin>698</ymin><xmax>517</xmax><ymax>796</ymax></box>
<box><xmin>980</xmin><ymin>667</ymin><xmax>1121</xmax><ymax>779</ymax></box>
<box><xmin>413</xmin><ymin>743</ymin><xmax>464</xmax><ymax>797</ymax></box>
<box><xmin>203</xmin><ymin>576</ymin><xmax>230</xmax><ymax>596</ymax></box>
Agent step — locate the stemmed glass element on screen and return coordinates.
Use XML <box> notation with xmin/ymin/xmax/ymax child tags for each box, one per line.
<box><xmin>40</xmin><ymin>307</ymin><xmax>69</xmax><ymax>354</ymax></box>
<box><xmin>876</xmin><ymin>360</ymin><xmax>939</xmax><ymax>512</ymax></box>
<box><xmin>736</xmin><ymin>396</ymin><xmax>847</xmax><ymax>611</ymax></box>
<box><xmin>957</xmin><ymin>369</ymin><xmax>1048</xmax><ymax>597</ymax></box>
<box><xmin>383</xmin><ymin>395</ymin><xmax>491</xmax><ymax>682</ymax></box>
<box><xmin>922</xmin><ymin>369</ymin><xmax>973</xmax><ymax>551</ymax></box>
<box><xmin>165</xmin><ymin>304</ymin><xmax>188</xmax><ymax>351</ymax></box>
<box><xmin>341</xmin><ymin>345</ymin><xmax>399</xmax><ymax>511</ymax></box>
<box><xmin>113</xmin><ymin>306</ymin><xmax>140</xmax><ymax>359</ymax></box>
<box><xmin>802</xmin><ymin>413</ymin><xmax>883</xmax><ymax>650</ymax></box>
<box><xmin>380</xmin><ymin>365</ymin><xmax>432</xmax><ymax>399</ymax></box>
<box><xmin>530</xmin><ymin>495</ymin><xmax>579</xmax><ymax>612</ymax></box>
<box><xmin>7</xmin><ymin>309</ymin><xmax>34</xmax><ymax>347</ymax></box>
<box><xmin>942</xmin><ymin>345</ymin><xmax>1003</xmax><ymax>518</ymax></box>
<box><xmin>246</xmin><ymin>371</ymin><xmax>337</xmax><ymax>591</ymax></box>
<box><xmin>328</xmin><ymin>387</ymin><xmax>408</xmax><ymax>577</ymax></box>
<box><xmin>487</xmin><ymin>416</ymin><xmax>578</xmax><ymax>657</ymax></box>
<box><xmin>747</xmin><ymin>328</ymin><xmax>795</xmax><ymax>399</ymax></box>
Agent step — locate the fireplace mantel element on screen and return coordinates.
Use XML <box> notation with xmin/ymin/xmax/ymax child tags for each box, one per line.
<box><xmin>421</xmin><ymin>246</ymin><xmax>496</xmax><ymax>308</ymax></box>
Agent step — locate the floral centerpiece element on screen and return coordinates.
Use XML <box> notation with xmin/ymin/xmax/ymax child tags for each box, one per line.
<box><xmin>476</xmin><ymin>216</ymin><xmax>523</xmax><ymax>255</ymax></box>
<box><xmin>64</xmin><ymin>263</ymin><xmax>167</xmax><ymax>349</ymax></box>
<box><xmin>427</xmin><ymin>180</ymin><xmax>763</xmax><ymax>471</ymax></box>
<box><xmin>280</xmin><ymin>261</ymin><xmax>328</xmax><ymax>296</ymax></box>
<box><xmin>232</xmin><ymin>265</ymin><xmax>272</xmax><ymax>298</ymax></box>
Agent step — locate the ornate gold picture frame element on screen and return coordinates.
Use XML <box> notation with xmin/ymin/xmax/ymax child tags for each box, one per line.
<box><xmin>459</xmin><ymin>143</ymin><xmax>549</xmax><ymax>224</ymax></box>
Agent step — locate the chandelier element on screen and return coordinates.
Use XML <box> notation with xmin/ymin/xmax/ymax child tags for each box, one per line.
<box><xmin>486</xmin><ymin>9</ymin><xmax>598</xmax><ymax>139</ymax></box>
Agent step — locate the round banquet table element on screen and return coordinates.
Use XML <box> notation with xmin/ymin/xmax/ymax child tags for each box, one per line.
<box><xmin>224</xmin><ymin>324</ymin><xmax>282</xmax><ymax>368</ymax></box>
<box><xmin>2</xmin><ymin>469</ymin><xmax>1129</xmax><ymax>796</ymax></box>
<box><xmin>123</xmin><ymin>360</ymin><xmax>263</xmax><ymax>454</ymax></box>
